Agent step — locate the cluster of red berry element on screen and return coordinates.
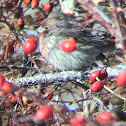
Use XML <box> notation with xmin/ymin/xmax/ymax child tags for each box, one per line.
<box><xmin>23</xmin><ymin>0</ymin><xmax>53</xmax><ymax>11</ymax></box>
<box><xmin>16</xmin><ymin>0</ymin><xmax>53</xmax><ymax>29</ymax></box>
<box><xmin>70</xmin><ymin>111</ymin><xmax>116</xmax><ymax>125</ymax></box>
<box><xmin>89</xmin><ymin>68</ymin><xmax>108</xmax><ymax>92</ymax></box>
<box><xmin>0</xmin><ymin>74</ymin><xmax>21</xmax><ymax>108</ymax></box>
<box><xmin>89</xmin><ymin>69</ymin><xmax>126</xmax><ymax>93</ymax></box>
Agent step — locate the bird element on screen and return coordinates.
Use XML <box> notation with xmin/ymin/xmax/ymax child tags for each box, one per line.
<box><xmin>39</xmin><ymin>9</ymin><xmax>112</xmax><ymax>71</ymax></box>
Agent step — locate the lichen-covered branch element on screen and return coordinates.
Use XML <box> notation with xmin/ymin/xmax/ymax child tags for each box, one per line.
<box><xmin>14</xmin><ymin>64</ymin><xmax>126</xmax><ymax>87</ymax></box>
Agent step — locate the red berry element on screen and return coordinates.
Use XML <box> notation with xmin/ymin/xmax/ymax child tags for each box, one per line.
<box><xmin>116</xmin><ymin>71</ymin><xmax>126</xmax><ymax>87</ymax></box>
<box><xmin>23</xmin><ymin>39</ymin><xmax>38</xmax><ymax>54</ymax></box>
<box><xmin>23</xmin><ymin>0</ymin><xmax>31</xmax><ymax>6</ymax></box>
<box><xmin>4</xmin><ymin>102</ymin><xmax>10</xmax><ymax>108</ymax></box>
<box><xmin>96</xmin><ymin>111</ymin><xmax>115</xmax><ymax>124</ymax></box>
<box><xmin>89</xmin><ymin>69</ymin><xmax>108</xmax><ymax>83</ymax></box>
<box><xmin>43</xmin><ymin>1</ymin><xmax>53</xmax><ymax>12</ymax></box>
<box><xmin>34</xmin><ymin>105</ymin><xmax>53</xmax><ymax>121</ymax></box>
<box><xmin>89</xmin><ymin>70</ymin><xmax>101</xmax><ymax>83</ymax></box>
<box><xmin>17</xmin><ymin>17</ymin><xmax>24</xmax><ymax>26</ymax></box>
<box><xmin>91</xmin><ymin>81</ymin><xmax>104</xmax><ymax>92</ymax></box>
<box><xmin>0</xmin><ymin>74</ymin><xmax>5</xmax><ymax>88</ymax></box>
<box><xmin>65</xmin><ymin>13</ymin><xmax>74</xmax><ymax>17</ymax></box>
<box><xmin>60</xmin><ymin>38</ymin><xmax>77</xmax><ymax>53</ymax></box>
<box><xmin>38</xmin><ymin>15</ymin><xmax>44</xmax><ymax>20</ymax></box>
<box><xmin>8</xmin><ymin>94</ymin><xmax>17</xmax><ymax>104</ymax></box>
<box><xmin>0</xmin><ymin>91</ymin><xmax>6</xmax><ymax>96</ymax></box>
<box><xmin>34</xmin><ymin>25</ymin><xmax>40</xmax><ymax>29</ymax></box>
<box><xmin>7</xmin><ymin>41</ymin><xmax>15</xmax><ymax>55</ymax></box>
<box><xmin>1</xmin><ymin>81</ymin><xmax>12</xmax><ymax>94</ymax></box>
<box><xmin>31</xmin><ymin>0</ymin><xmax>39</xmax><ymax>9</ymax></box>
<box><xmin>45</xmin><ymin>89</ymin><xmax>53</xmax><ymax>100</ymax></box>
<box><xmin>8</xmin><ymin>92</ymin><xmax>21</xmax><ymax>104</ymax></box>
<box><xmin>99</xmin><ymin>69</ymin><xmax>108</xmax><ymax>80</ymax></box>
<box><xmin>70</xmin><ymin>114</ymin><xmax>86</xmax><ymax>126</ymax></box>
<box><xmin>85</xmin><ymin>13</ymin><xmax>90</xmax><ymax>20</ymax></box>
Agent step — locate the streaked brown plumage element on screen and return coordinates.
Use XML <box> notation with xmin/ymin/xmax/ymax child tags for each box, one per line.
<box><xmin>39</xmin><ymin>10</ymin><xmax>111</xmax><ymax>71</ymax></box>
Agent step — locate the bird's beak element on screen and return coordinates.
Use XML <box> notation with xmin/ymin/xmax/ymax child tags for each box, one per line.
<box><xmin>36</xmin><ymin>26</ymin><xmax>45</xmax><ymax>33</ymax></box>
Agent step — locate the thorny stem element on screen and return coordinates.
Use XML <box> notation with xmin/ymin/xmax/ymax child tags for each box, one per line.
<box><xmin>0</xmin><ymin>93</ymin><xmax>11</xmax><ymax>106</ymax></box>
<box><xmin>104</xmin><ymin>85</ymin><xmax>126</xmax><ymax>101</ymax></box>
<box><xmin>77</xmin><ymin>0</ymin><xmax>125</xmax><ymax>44</ymax></box>
<box><xmin>0</xmin><ymin>2</ymin><xmax>14</xmax><ymax>31</ymax></box>
<box><xmin>0</xmin><ymin>2</ymin><xmax>6</xmax><ymax>22</ymax></box>
<box><xmin>16</xmin><ymin>0</ymin><xmax>22</xmax><ymax>7</ymax></box>
<box><xmin>109</xmin><ymin>0</ymin><xmax>124</xmax><ymax>43</ymax></box>
<box><xmin>30</xmin><ymin>56</ymin><xmax>42</xmax><ymax>74</ymax></box>
<box><xmin>52</xmin><ymin>98</ymin><xmax>89</xmax><ymax>104</ymax></box>
<box><xmin>0</xmin><ymin>2</ymin><xmax>21</xmax><ymax>43</ymax></box>
<box><xmin>82</xmin><ymin>89</ymin><xmax>89</xmax><ymax>117</ymax></box>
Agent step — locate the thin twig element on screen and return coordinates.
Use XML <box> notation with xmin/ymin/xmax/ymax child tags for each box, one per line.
<box><xmin>77</xmin><ymin>0</ymin><xmax>123</xmax><ymax>43</ymax></box>
<box><xmin>104</xmin><ymin>85</ymin><xmax>126</xmax><ymax>101</ymax></box>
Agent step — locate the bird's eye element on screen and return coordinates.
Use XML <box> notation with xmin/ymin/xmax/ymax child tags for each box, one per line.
<box><xmin>45</xmin><ymin>27</ymin><xmax>48</xmax><ymax>30</ymax></box>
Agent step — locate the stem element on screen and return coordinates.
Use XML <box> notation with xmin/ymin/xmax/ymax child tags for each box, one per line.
<box><xmin>104</xmin><ymin>85</ymin><xmax>126</xmax><ymax>101</ymax></box>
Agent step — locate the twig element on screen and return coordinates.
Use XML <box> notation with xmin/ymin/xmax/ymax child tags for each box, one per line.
<box><xmin>109</xmin><ymin>0</ymin><xmax>123</xmax><ymax>44</ymax></box>
<box><xmin>104</xmin><ymin>85</ymin><xmax>126</xmax><ymax>101</ymax></box>
<box><xmin>77</xmin><ymin>0</ymin><xmax>123</xmax><ymax>43</ymax></box>
<box><xmin>52</xmin><ymin>98</ymin><xmax>89</xmax><ymax>104</ymax></box>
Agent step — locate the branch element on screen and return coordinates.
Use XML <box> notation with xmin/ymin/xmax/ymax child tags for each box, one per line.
<box><xmin>104</xmin><ymin>85</ymin><xmax>126</xmax><ymax>101</ymax></box>
<box><xmin>77</xmin><ymin>0</ymin><xmax>123</xmax><ymax>43</ymax></box>
<box><xmin>14</xmin><ymin>71</ymin><xmax>89</xmax><ymax>87</ymax></box>
<box><xmin>14</xmin><ymin>64</ymin><xmax>126</xmax><ymax>86</ymax></box>
<box><xmin>109</xmin><ymin>0</ymin><xmax>123</xmax><ymax>43</ymax></box>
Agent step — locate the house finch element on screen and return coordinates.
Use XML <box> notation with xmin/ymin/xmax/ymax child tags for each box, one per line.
<box><xmin>39</xmin><ymin>10</ymin><xmax>111</xmax><ymax>71</ymax></box>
